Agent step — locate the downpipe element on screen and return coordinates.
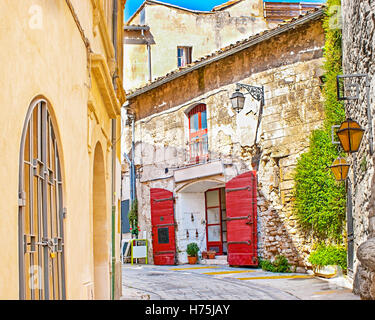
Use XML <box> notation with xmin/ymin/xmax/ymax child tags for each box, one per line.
<box><xmin>111</xmin><ymin>0</ymin><xmax>118</xmax><ymax>301</ymax></box>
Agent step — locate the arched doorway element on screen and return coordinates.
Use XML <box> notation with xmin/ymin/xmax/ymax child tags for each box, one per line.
<box><xmin>18</xmin><ymin>98</ymin><xmax>66</xmax><ymax>300</ymax></box>
<box><xmin>92</xmin><ymin>143</ymin><xmax>110</xmax><ymax>300</ymax></box>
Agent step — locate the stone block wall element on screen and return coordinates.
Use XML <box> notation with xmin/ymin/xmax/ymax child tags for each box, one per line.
<box><xmin>342</xmin><ymin>0</ymin><xmax>375</xmax><ymax>299</ymax></box>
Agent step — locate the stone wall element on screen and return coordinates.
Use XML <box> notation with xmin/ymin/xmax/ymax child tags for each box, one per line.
<box><xmin>342</xmin><ymin>0</ymin><xmax>375</xmax><ymax>299</ymax></box>
<box><xmin>124</xmin><ymin>15</ymin><xmax>326</xmax><ymax>266</ymax></box>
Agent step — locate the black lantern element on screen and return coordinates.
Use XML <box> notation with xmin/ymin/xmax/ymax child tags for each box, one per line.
<box><xmin>230</xmin><ymin>88</ymin><xmax>245</xmax><ymax>113</ymax></box>
<box><xmin>330</xmin><ymin>157</ymin><xmax>350</xmax><ymax>181</ymax></box>
<box><xmin>337</xmin><ymin>118</ymin><xmax>365</xmax><ymax>153</ymax></box>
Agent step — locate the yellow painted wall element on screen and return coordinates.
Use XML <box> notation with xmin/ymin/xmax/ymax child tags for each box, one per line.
<box><xmin>0</xmin><ymin>0</ymin><xmax>125</xmax><ymax>300</ymax></box>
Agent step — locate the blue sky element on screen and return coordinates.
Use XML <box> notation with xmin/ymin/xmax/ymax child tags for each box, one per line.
<box><xmin>125</xmin><ymin>0</ymin><xmax>326</xmax><ymax>21</ymax></box>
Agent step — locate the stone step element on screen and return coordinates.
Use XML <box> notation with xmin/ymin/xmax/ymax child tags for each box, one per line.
<box><xmin>215</xmin><ymin>255</ymin><xmax>228</xmax><ymax>260</ymax></box>
<box><xmin>200</xmin><ymin>256</ymin><xmax>229</xmax><ymax>266</ymax></box>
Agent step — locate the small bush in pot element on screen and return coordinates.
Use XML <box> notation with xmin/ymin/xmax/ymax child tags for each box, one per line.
<box><xmin>186</xmin><ymin>243</ymin><xmax>199</xmax><ymax>264</ymax></box>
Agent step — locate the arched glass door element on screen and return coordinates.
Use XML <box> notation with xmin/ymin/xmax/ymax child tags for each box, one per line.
<box><xmin>18</xmin><ymin>99</ymin><xmax>66</xmax><ymax>300</ymax></box>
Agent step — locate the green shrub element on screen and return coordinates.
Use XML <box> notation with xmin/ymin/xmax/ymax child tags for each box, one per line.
<box><xmin>186</xmin><ymin>243</ymin><xmax>199</xmax><ymax>257</ymax></box>
<box><xmin>294</xmin><ymin>130</ymin><xmax>346</xmax><ymax>241</ymax></box>
<box><xmin>259</xmin><ymin>255</ymin><xmax>291</xmax><ymax>273</ymax></box>
<box><xmin>308</xmin><ymin>244</ymin><xmax>347</xmax><ymax>271</ymax></box>
<box><xmin>293</xmin><ymin>0</ymin><xmax>346</xmax><ymax>243</ymax></box>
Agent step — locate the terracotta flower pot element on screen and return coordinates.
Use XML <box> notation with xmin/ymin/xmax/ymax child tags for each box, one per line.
<box><xmin>188</xmin><ymin>256</ymin><xmax>197</xmax><ymax>264</ymax></box>
<box><xmin>208</xmin><ymin>251</ymin><xmax>216</xmax><ymax>259</ymax></box>
<box><xmin>202</xmin><ymin>251</ymin><xmax>208</xmax><ymax>259</ymax></box>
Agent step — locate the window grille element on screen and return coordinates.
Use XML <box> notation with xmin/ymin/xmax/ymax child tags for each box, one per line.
<box><xmin>18</xmin><ymin>99</ymin><xmax>66</xmax><ymax>300</ymax></box>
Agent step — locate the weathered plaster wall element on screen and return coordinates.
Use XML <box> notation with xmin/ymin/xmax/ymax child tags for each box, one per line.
<box><xmin>125</xmin><ymin>18</ymin><xmax>326</xmax><ymax>266</ymax></box>
<box><xmin>342</xmin><ymin>0</ymin><xmax>375</xmax><ymax>300</ymax></box>
<box><xmin>124</xmin><ymin>0</ymin><xmax>276</xmax><ymax>92</ymax></box>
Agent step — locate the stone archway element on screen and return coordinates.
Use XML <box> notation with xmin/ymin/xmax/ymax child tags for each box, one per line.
<box><xmin>92</xmin><ymin>143</ymin><xmax>110</xmax><ymax>300</ymax></box>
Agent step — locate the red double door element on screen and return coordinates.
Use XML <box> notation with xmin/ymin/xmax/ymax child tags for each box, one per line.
<box><xmin>150</xmin><ymin>189</ymin><xmax>176</xmax><ymax>265</ymax></box>
<box><xmin>150</xmin><ymin>171</ymin><xmax>258</xmax><ymax>266</ymax></box>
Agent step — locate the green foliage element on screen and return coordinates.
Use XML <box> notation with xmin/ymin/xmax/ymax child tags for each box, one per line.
<box><xmin>186</xmin><ymin>243</ymin><xmax>199</xmax><ymax>257</ymax></box>
<box><xmin>308</xmin><ymin>243</ymin><xmax>347</xmax><ymax>271</ymax></box>
<box><xmin>259</xmin><ymin>255</ymin><xmax>291</xmax><ymax>273</ymax></box>
<box><xmin>294</xmin><ymin>130</ymin><xmax>346</xmax><ymax>240</ymax></box>
<box><xmin>322</xmin><ymin>0</ymin><xmax>345</xmax><ymax>130</ymax></box>
<box><xmin>293</xmin><ymin>0</ymin><xmax>346</xmax><ymax>243</ymax></box>
<box><xmin>128</xmin><ymin>199</ymin><xmax>138</xmax><ymax>236</ymax></box>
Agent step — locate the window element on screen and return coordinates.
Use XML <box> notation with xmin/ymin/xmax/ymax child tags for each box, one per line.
<box><xmin>18</xmin><ymin>99</ymin><xmax>66</xmax><ymax>300</ymax></box>
<box><xmin>188</xmin><ymin>104</ymin><xmax>208</xmax><ymax>163</ymax></box>
<box><xmin>177</xmin><ymin>46</ymin><xmax>192</xmax><ymax>67</ymax></box>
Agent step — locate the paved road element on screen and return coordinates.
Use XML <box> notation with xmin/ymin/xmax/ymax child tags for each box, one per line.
<box><xmin>121</xmin><ymin>264</ymin><xmax>360</xmax><ymax>300</ymax></box>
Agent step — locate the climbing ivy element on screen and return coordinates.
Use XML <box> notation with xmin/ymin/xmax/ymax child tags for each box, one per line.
<box><xmin>293</xmin><ymin>0</ymin><xmax>346</xmax><ymax>243</ymax></box>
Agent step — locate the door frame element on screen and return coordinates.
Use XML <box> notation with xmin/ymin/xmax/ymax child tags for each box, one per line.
<box><xmin>205</xmin><ymin>188</ymin><xmax>223</xmax><ymax>254</ymax></box>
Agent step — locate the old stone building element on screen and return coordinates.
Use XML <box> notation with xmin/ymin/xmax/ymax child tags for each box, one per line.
<box><xmin>341</xmin><ymin>0</ymin><xmax>375</xmax><ymax>300</ymax></box>
<box><xmin>0</xmin><ymin>0</ymin><xmax>125</xmax><ymax>300</ymax></box>
<box><xmin>123</xmin><ymin>7</ymin><xmax>326</xmax><ymax>267</ymax></box>
<box><xmin>123</xmin><ymin>0</ymin><xmax>323</xmax><ymax>92</ymax></box>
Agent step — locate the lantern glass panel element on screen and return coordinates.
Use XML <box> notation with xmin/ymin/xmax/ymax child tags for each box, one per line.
<box><xmin>230</xmin><ymin>90</ymin><xmax>245</xmax><ymax>113</ymax></box>
<box><xmin>330</xmin><ymin>158</ymin><xmax>350</xmax><ymax>181</ymax></box>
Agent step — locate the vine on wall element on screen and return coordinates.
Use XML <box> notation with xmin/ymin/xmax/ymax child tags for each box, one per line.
<box><xmin>294</xmin><ymin>0</ymin><xmax>346</xmax><ymax>243</ymax></box>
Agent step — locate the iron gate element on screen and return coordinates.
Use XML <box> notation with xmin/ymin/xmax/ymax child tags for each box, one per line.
<box><xmin>18</xmin><ymin>99</ymin><xmax>66</xmax><ymax>300</ymax></box>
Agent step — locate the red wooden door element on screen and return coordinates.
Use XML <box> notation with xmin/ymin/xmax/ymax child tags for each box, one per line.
<box><xmin>150</xmin><ymin>188</ymin><xmax>176</xmax><ymax>265</ymax></box>
<box><xmin>225</xmin><ymin>171</ymin><xmax>258</xmax><ymax>266</ymax></box>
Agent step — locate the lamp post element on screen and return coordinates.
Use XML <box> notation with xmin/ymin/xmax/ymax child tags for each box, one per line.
<box><xmin>230</xmin><ymin>83</ymin><xmax>265</xmax><ymax>145</ymax></box>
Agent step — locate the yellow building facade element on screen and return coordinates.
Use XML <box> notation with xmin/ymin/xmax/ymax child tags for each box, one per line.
<box><xmin>0</xmin><ymin>0</ymin><xmax>126</xmax><ymax>300</ymax></box>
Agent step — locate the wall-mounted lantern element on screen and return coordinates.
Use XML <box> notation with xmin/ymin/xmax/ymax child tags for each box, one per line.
<box><xmin>337</xmin><ymin>74</ymin><xmax>372</xmax><ymax>155</ymax></box>
<box><xmin>230</xmin><ymin>83</ymin><xmax>264</xmax><ymax>114</ymax></box>
<box><xmin>230</xmin><ymin>82</ymin><xmax>265</xmax><ymax>145</ymax></box>
<box><xmin>330</xmin><ymin>157</ymin><xmax>350</xmax><ymax>181</ymax></box>
<box><xmin>230</xmin><ymin>89</ymin><xmax>246</xmax><ymax>114</ymax></box>
<box><xmin>186</xmin><ymin>230</ymin><xmax>189</xmax><ymax>239</ymax></box>
<box><xmin>336</xmin><ymin>118</ymin><xmax>365</xmax><ymax>153</ymax></box>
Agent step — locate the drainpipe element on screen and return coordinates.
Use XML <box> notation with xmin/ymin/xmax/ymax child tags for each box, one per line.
<box><xmin>125</xmin><ymin>111</ymin><xmax>137</xmax><ymax>237</ymax></box>
<box><xmin>111</xmin><ymin>0</ymin><xmax>118</xmax><ymax>301</ymax></box>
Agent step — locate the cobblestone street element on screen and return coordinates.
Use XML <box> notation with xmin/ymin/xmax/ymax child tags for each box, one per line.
<box><xmin>121</xmin><ymin>264</ymin><xmax>360</xmax><ymax>300</ymax></box>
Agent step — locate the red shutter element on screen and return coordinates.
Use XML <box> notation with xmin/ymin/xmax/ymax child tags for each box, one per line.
<box><xmin>225</xmin><ymin>171</ymin><xmax>258</xmax><ymax>266</ymax></box>
<box><xmin>150</xmin><ymin>188</ymin><xmax>176</xmax><ymax>265</ymax></box>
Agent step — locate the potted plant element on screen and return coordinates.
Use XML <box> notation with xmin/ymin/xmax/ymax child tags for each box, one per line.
<box><xmin>201</xmin><ymin>251</ymin><xmax>208</xmax><ymax>259</ymax></box>
<box><xmin>208</xmin><ymin>250</ymin><xmax>216</xmax><ymax>259</ymax></box>
<box><xmin>186</xmin><ymin>243</ymin><xmax>199</xmax><ymax>264</ymax></box>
